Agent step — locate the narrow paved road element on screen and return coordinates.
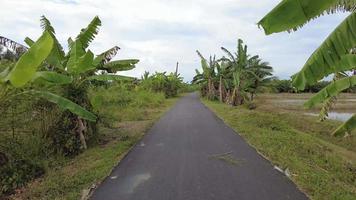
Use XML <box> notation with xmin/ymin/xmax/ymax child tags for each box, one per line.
<box><xmin>91</xmin><ymin>93</ymin><xmax>308</xmax><ymax>200</ymax></box>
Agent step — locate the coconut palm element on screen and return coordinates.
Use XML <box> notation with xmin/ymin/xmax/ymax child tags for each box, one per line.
<box><xmin>258</xmin><ymin>0</ymin><xmax>356</xmax><ymax>136</ymax></box>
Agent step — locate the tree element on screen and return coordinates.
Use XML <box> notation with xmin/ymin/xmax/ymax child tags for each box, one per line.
<box><xmin>24</xmin><ymin>16</ymin><xmax>138</xmax><ymax>154</ymax></box>
<box><xmin>221</xmin><ymin>39</ymin><xmax>254</xmax><ymax>105</ymax></box>
<box><xmin>258</xmin><ymin>0</ymin><xmax>356</xmax><ymax>136</ymax></box>
<box><xmin>0</xmin><ymin>32</ymin><xmax>95</xmax><ymax>120</ymax></box>
<box><xmin>194</xmin><ymin>51</ymin><xmax>218</xmax><ymax>100</ymax></box>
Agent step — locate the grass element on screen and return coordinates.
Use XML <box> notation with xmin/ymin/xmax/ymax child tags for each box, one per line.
<box><xmin>9</xmin><ymin>95</ymin><xmax>181</xmax><ymax>200</ymax></box>
<box><xmin>203</xmin><ymin>93</ymin><xmax>356</xmax><ymax>200</ymax></box>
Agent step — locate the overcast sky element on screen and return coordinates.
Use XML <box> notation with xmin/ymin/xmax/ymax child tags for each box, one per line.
<box><xmin>0</xmin><ymin>0</ymin><xmax>349</xmax><ymax>81</ymax></box>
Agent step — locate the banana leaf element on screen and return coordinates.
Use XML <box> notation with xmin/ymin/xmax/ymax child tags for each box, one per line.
<box><xmin>101</xmin><ymin>59</ymin><xmax>139</xmax><ymax>73</ymax></box>
<box><xmin>75</xmin><ymin>16</ymin><xmax>101</xmax><ymax>49</ymax></box>
<box><xmin>258</xmin><ymin>0</ymin><xmax>355</xmax><ymax>35</ymax></box>
<box><xmin>6</xmin><ymin>31</ymin><xmax>53</xmax><ymax>87</ymax></box>
<box><xmin>32</xmin><ymin>71</ymin><xmax>73</xmax><ymax>85</ymax></box>
<box><xmin>66</xmin><ymin>40</ymin><xmax>85</xmax><ymax>73</ymax></box>
<box><xmin>75</xmin><ymin>50</ymin><xmax>95</xmax><ymax>74</ymax></box>
<box><xmin>33</xmin><ymin>90</ymin><xmax>97</xmax><ymax>122</ymax></box>
<box><xmin>292</xmin><ymin>13</ymin><xmax>356</xmax><ymax>90</ymax></box>
<box><xmin>304</xmin><ymin>75</ymin><xmax>356</xmax><ymax>108</ymax></box>
<box><xmin>333</xmin><ymin>114</ymin><xmax>356</xmax><ymax>136</ymax></box>
<box><xmin>24</xmin><ymin>37</ymin><xmax>35</xmax><ymax>47</ymax></box>
<box><xmin>86</xmin><ymin>74</ymin><xmax>134</xmax><ymax>82</ymax></box>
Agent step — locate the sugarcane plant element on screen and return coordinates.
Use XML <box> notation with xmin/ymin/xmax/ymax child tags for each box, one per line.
<box><xmin>22</xmin><ymin>16</ymin><xmax>139</xmax><ymax>154</ymax></box>
<box><xmin>258</xmin><ymin>0</ymin><xmax>356</xmax><ymax>136</ymax></box>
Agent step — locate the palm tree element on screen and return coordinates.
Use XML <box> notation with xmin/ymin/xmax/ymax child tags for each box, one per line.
<box><xmin>258</xmin><ymin>0</ymin><xmax>356</xmax><ymax>136</ymax></box>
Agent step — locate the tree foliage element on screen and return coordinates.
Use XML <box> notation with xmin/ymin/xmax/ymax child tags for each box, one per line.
<box><xmin>259</xmin><ymin>0</ymin><xmax>356</xmax><ymax>136</ymax></box>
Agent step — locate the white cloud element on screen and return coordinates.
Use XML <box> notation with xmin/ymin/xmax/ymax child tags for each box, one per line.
<box><xmin>0</xmin><ymin>0</ymin><xmax>349</xmax><ymax>81</ymax></box>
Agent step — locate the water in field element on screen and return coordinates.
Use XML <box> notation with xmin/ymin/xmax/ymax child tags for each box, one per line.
<box><xmin>305</xmin><ymin>112</ymin><xmax>353</xmax><ymax>122</ymax></box>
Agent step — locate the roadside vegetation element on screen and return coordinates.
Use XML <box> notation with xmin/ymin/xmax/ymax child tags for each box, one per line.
<box><xmin>0</xmin><ymin>16</ymin><xmax>187</xmax><ymax>199</ymax></box>
<box><xmin>197</xmin><ymin>1</ymin><xmax>356</xmax><ymax>199</ymax></box>
<box><xmin>204</xmin><ymin>94</ymin><xmax>356</xmax><ymax>199</ymax></box>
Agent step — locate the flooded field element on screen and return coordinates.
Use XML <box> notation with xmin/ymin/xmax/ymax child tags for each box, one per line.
<box><xmin>255</xmin><ymin>93</ymin><xmax>356</xmax><ymax>121</ymax></box>
<box><xmin>305</xmin><ymin>112</ymin><xmax>353</xmax><ymax>122</ymax></box>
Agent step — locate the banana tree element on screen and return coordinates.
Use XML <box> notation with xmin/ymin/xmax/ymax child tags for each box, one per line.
<box><xmin>194</xmin><ymin>50</ymin><xmax>217</xmax><ymax>100</ymax></box>
<box><xmin>245</xmin><ymin>55</ymin><xmax>274</xmax><ymax>101</ymax></box>
<box><xmin>215</xmin><ymin>61</ymin><xmax>230</xmax><ymax>102</ymax></box>
<box><xmin>24</xmin><ymin>16</ymin><xmax>139</xmax><ymax>152</ymax></box>
<box><xmin>258</xmin><ymin>0</ymin><xmax>356</xmax><ymax>136</ymax></box>
<box><xmin>221</xmin><ymin>39</ymin><xmax>251</xmax><ymax>105</ymax></box>
<box><xmin>0</xmin><ymin>32</ymin><xmax>97</xmax><ymax>129</ymax></box>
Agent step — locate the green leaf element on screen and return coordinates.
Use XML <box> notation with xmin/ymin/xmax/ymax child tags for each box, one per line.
<box><xmin>76</xmin><ymin>50</ymin><xmax>95</xmax><ymax>74</ymax></box>
<box><xmin>292</xmin><ymin>13</ymin><xmax>356</xmax><ymax>90</ymax></box>
<box><xmin>40</xmin><ymin>16</ymin><xmax>66</xmax><ymax>69</ymax></box>
<box><xmin>33</xmin><ymin>91</ymin><xmax>97</xmax><ymax>122</ymax></box>
<box><xmin>6</xmin><ymin>31</ymin><xmax>53</xmax><ymax>87</ymax></box>
<box><xmin>333</xmin><ymin>114</ymin><xmax>356</xmax><ymax>136</ymax></box>
<box><xmin>258</xmin><ymin>0</ymin><xmax>355</xmax><ymax>35</ymax></box>
<box><xmin>293</xmin><ymin>54</ymin><xmax>356</xmax><ymax>89</ymax></box>
<box><xmin>32</xmin><ymin>71</ymin><xmax>73</xmax><ymax>85</ymax></box>
<box><xmin>101</xmin><ymin>59</ymin><xmax>139</xmax><ymax>73</ymax></box>
<box><xmin>304</xmin><ymin>76</ymin><xmax>356</xmax><ymax>108</ymax></box>
<box><xmin>66</xmin><ymin>40</ymin><xmax>85</xmax><ymax>74</ymax></box>
<box><xmin>87</xmin><ymin>74</ymin><xmax>134</xmax><ymax>82</ymax></box>
<box><xmin>75</xmin><ymin>16</ymin><xmax>101</xmax><ymax>49</ymax></box>
<box><xmin>24</xmin><ymin>37</ymin><xmax>35</xmax><ymax>47</ymax></box>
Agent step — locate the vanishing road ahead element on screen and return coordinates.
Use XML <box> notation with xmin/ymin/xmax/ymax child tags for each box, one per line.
<box><xmin>91</xmin><ymin>93</ymin><xmax>308</xmax><ymax>200</ymax></box>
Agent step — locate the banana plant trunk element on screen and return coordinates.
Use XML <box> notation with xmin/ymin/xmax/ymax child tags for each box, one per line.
<box><xmin>208</xmin><ymin>78</ymin><xmax>215</xmax><ymax>100</ymax></box>
<box><xmin>231</xmin><ymin>86</ymin><xmax>244</xmax><ymax>106</ymax></box>
<box><xmin>219</xmin><ymin>76</ymin><xmax>224</xmax><ymax>102</ymax></box>
<box><xmin>77</xmin><ymin>117</ymin><xmax>87</xmax><ymax>150</ymax></box>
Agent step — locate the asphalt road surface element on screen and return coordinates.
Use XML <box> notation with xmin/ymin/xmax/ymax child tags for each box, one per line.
<box><xmin>91</xmin><ymin>93</ymin><xmax>308</xmax><ymax>200</ymax></box>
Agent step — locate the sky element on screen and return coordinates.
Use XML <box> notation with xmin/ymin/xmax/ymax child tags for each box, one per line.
<box><xmin>0</xmin><ymin>0</ymin><xmax>349</xmax><ymax>82</ymax></box>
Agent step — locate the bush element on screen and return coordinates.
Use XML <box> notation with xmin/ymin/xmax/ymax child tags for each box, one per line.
<box><xmin>90</xmin><ymin>83</ymin><xmax>165</xmax><ymax>126</ymax></box>
<box><xmin>0</xmin><ymin>134</ymin><xmax>49</xmax><ymax>196</ymax></box>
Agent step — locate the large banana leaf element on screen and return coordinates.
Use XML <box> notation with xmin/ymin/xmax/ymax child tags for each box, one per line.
<box><xmin>33</xmin><ymin>91</ymin><xmax>96</xmax><ymax>122</ymax></box>
<box><xmin>40</xmin><ymin>16</ymin><xmax>65</xmax><ymax>69</ymax></box>
<box><xmin>66</xmin><ymin>40</ymin><xmax>85</xmax><ymax>73</ymax></box>
<box><xmin>75</xmin><ymin>50</ymin><xmax>95</xmax><ymax>74</ymax></box>
<box><xmin>6</xmin><ymin>31</ymin><xmax>53</xmax><ymax>87</ymax></box>
<box><xmin>304</xmin><ymin>75</ymin><xmax>356</xmax><ymax>108</ymax></box>
<box><xmin>75</xmin><ymin>16</ymin><xmax>101</xmax><ymax>49</ymax></box>
<box><xmin>292</xmin><ymin>13</ymin><xmax>356</xmax><ymax>90</ymax></box>
<box><xmin>333</xmin><ymin>114</ymin><xmax>356</xmax><ymax>136</ymax></box>
<box><xmin>101</xmin><ymin>59</ymin><xmax>139</xmax><ymax>73</ymax></box>
<box><xmin>86</xmin><ymin>74</ymin><xmax>134</xmax><ymax>82</ymax></box>
<box><xmin>32</xmin><ymin>71</ymin><xmax>73</xmax><ymax>85</ymax></box>
<box><xmin>258</xmin><ymin>0</ymin><xmax>355</xmax><ymax>35</ymax></box>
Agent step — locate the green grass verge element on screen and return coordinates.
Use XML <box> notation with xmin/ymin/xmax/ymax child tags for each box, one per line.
<box><xmin>10</xmin><ymin>97</ymin><xmax>180</xmax><ymax>200</ymax></box>
<box><xmin>203</xmin><ymin>100</ymin><xmax>356</xmax><ymax>200</ymax></box>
